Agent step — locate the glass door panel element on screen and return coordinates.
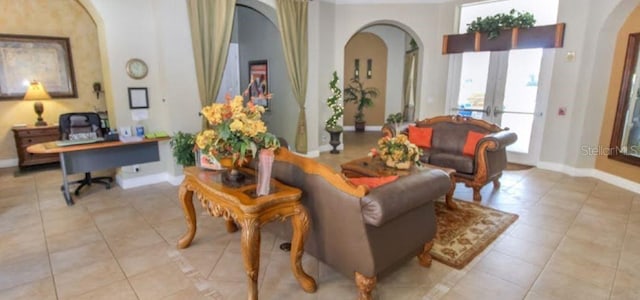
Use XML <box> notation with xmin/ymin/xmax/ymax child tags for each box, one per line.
<box><xmin>498</xmin><ymin>49</ymin><xmax>542</xmax><ymax>153</ymax></box>
<box><xmin>457</xmin><ymin>52</ymin><xmax>490</xmax><ymax>119</ymax></box>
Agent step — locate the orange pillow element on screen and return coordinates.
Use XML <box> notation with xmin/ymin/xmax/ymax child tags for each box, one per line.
<box><xmin>408</xmin><ymin>126</ymin><xmax>433</xmax><ymax>148</ymax></box>
<box><xmin>463</xmin><ymin>131</ymin><xmax>486</xmax><ymax>156</ymax></box>
<box><xmin>349</xmin><ymin>176</ymin><xmax>399</xmax><ymax>189</ymax></box>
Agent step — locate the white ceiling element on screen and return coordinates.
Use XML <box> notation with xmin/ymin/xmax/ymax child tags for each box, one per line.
<box><xmin>325</xmin><ymin>0</ymin><xmax>455</xmax><ymax>4</ymax></box>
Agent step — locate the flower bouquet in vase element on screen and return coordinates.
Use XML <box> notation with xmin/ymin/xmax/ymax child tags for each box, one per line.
<box><xmin>376</xmin><ymin>135</ymin><xmax>422</xmax><ymax>169</ymax></box>
<box><xmin>195</xmin><ymin>95</ymin><xmax>279</xmax><ymax>182</ymax></box>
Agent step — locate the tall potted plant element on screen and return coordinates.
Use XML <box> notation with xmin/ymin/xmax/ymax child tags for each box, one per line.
<box><xmin>325</xmin><ymin>71</ymin><xmax>344</xmax><ymax>154</ymax></box>
<box><xmin>343</xmin><ymin>78</ymin><xmax>379</xmax><ymax>132</ymax></box>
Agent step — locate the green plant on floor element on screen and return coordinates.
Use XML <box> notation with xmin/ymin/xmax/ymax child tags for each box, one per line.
<box><xmin>325</xmin><ymin>71</ymin><xmax>344</xmax><ymax>132</ymax></box>
<box><xmin>170</xmin><ymin>131</ymin><xmax>196</xmax><ymax>166</ymax></box>
<box><xmin>466</xmin><ymin>9</ymin><xmax>536</xmax><ymax>40</ymax></box>
<box><xmin>343</xmin><ymin>78</ymin><xmax>379</xmax><ymax>123</ymax></box>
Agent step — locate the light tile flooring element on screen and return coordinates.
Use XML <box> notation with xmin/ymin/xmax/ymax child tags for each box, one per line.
<box><xmin>1</xmin><ymin>131</ymin><xmax>639</xmax><ymax>299</ymax></box>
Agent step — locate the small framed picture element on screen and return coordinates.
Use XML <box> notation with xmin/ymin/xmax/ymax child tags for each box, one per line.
<box><xmin>128</xmin><ymin>87</ymin><xmax>149</xmax><ymax>109</ymax></box>
<box><xmin>246</xmin><ymin>60</ymin><xmax>270</xmax><ymax>111</ymax></box>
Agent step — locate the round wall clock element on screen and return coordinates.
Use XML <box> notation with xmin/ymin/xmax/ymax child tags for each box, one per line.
<box><xmin>126</xmin><ymin>58</ymin><xmax>148</xmax><ymax>79</ymax></box>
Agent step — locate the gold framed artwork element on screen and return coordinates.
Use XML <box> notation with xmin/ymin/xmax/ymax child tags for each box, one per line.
<box><xmin>0</xmin><ymin>34</ymin><xmax>77</xmax><ymax>100</ymax></box>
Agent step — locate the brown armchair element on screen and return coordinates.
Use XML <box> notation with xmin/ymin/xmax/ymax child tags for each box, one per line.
<box><xmin>387</xmin><ymin>115</ymin><xmax>517</xmax><ymax>201</ymax></box>
<box><xmin>266</xmin><ymin>148</ymin><xmax>451</xmax><ymax>299</ymax></box>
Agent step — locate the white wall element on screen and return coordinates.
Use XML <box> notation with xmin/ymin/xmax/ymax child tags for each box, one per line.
<box><xmin>332</xmin><ymin>3</ymin><xmax>447</xmax><ymax>121</ymax></box>
<box><xmin>86</xmin><ymin>0</ymin><xmax>200</xmax><ymax>179</ymax></box>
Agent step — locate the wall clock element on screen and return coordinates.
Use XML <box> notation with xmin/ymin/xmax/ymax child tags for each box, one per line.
<box><xmin>126</xmin><ymin>58</ymin><xmax>148</xmax><ymax>79</ymax></box>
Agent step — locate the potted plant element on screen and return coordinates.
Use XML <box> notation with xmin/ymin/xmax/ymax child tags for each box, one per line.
<box><xmin>170</xmin><ymin>131</ymin><xmax>196</xmax><ymax>166</ymax></box>
<box><xmin>343</xmin><ymin>77</ymin><xmax>379</xmax><ymax>132</ymax></box>
<box><xmin>325</xmin><ymin>71</ymin><xmax>344</xmax><ymax>154</ymax></box>
<box><xmin>386</xmin><ymin>112</ymin><xmax>404</xmax><ymax>136</ymax></box>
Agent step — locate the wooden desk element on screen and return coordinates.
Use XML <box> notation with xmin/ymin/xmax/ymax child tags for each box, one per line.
<box><xmin>341</xmin><ymin>157</ymin><xmax>458</xmax><ymax>209</ymax></box>
<box><xmin>27</xmin><ymin>137</ymin><xmax>169</xmax><ymax>205</ymax></box>
<box><xmin>177</xmin><ymin>166</ymin><xmax>317</xmax><ymax>300</ymax></box>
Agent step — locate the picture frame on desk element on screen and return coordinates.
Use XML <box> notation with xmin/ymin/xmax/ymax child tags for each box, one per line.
<box><xmin>0</xmin><ymin>34</ymin><xmax>77</xmax><ymax>100</ymax></box>
<box><xmin>128</xmin><ymin>87</ymin><xmax>149</xmax><ymax>109</ymax></box>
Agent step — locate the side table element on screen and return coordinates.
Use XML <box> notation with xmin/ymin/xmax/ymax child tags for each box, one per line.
<box><xmin>341</xmin><ymin>157</ymin><xmax>458</xmax><ymax>209</ymax></box>
<box><xmin>177</xmin><ymin>166</ymin><xmax>317</xmax><ymax>300</ymax></box>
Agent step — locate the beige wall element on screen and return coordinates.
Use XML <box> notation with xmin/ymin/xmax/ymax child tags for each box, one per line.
<box><xmin>343</xmin><ymin>32</ymin><xmax>387</xmax><ymax>126</ymax></box>
<box><xmin>596</xmin><ymin>4</ymin><xmax>640</xmax><ymax>183</ymax></box>
<box><xmin>0</xmin><ymin>0</ymin><xmax>104</xmax><ymax>164</ymax></box>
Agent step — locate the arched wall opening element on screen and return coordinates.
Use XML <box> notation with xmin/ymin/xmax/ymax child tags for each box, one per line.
<box><xmin>340</xmin><ymin>20</ymin><xmax>424</xmax><ymax>134</ymax></box>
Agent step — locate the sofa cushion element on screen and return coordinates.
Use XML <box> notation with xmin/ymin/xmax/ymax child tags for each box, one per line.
<box><xmin>408</xmin><ymin>126</ymin><xmax>432</xmax><ymax>148</ymax></box>
<box><xmin>361</xmin><ymin>169</ymin><xmax>451</xmax><ymax>227</ymax></box>
<box><xmin>430</xmin><ymin>152</ymin><xmax>474</xmax><ymax>174</ymax></box>
<box><xmin>463</xmin><ymin>131</ymin><xmax>485</xmax><ymax>156</ymax></box>
<box><xmin>349</xmin><ymin>176</ymin><xmax>398</xmax><ymax>189</ymax></box>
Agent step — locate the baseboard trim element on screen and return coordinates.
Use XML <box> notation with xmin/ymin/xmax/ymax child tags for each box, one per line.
<box><xmin>536</xmin><ymin>161</ymin><xmax>640</xmax><ymax>194</ymax></box>
<box><xmin>116</xmin><ymin>172</ymin><xmax>171</xmax><ymax>189</ymax></box>
<box><xmin>319</xmin><ymin>144</ymin><xmax>344</xmax><ymax>153</ymax></box>
<box><xmin>0</xmin><ymin>158</ymin><xmax>18</xmax><ymax>168</ymax></box>
<box><xmin>343</xmin><ymin>125</ymin><xmax>382</xmax><ymax>132</ymax></box>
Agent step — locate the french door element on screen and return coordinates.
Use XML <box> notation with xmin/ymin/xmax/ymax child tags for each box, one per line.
<box><xmin>451</xmin><ymin>48</ymin><xmax>548</xmax><ymax>165</ymax></box>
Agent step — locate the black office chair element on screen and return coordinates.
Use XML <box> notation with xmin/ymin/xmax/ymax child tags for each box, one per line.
<box><xmin>59</xmin><ymin>112</ymin><xmax>113</xmax><ymax>195</ymax></box>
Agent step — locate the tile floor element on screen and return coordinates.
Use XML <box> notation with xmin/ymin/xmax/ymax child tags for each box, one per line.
<box><xmin>1</xmin><ymin>131</ymin><xmax>639</xmax><ymax>299</ymax></box>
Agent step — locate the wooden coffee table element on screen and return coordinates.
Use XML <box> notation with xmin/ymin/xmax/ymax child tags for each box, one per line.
<box><xmin>341</xmin><ymin>157</ymin><xmax>457</xmax><ymax>209</ymax></box>
<box><xmin>177</xmin><ymin>166</ymin><xmax>317</xmax><ymax>300</ymax></box>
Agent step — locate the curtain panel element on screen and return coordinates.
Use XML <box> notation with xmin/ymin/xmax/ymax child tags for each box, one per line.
<box><xmin>186</xmin><ymin>0</ymin><xmax>236</xmax><ymax>129</ymax></box>
<box><xmin>276</xmin><ymin>0</ymin><xmax>309</xmax><ymax>153</ymax></box>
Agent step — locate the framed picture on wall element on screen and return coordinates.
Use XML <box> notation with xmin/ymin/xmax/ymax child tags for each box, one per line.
<box><xmin>0</xmin><ymin>34</ymin><xmax>77</xmax><ymax>100</ymax></box>
<box><xmin>128</xmin><ymin>87</ymin><xmax>149</xmax><ymax>109</ymax></box>
<box><xmin>245</xmin><ymin>60</ymin><xmax>271</xmax><ymax>111</ymax></box>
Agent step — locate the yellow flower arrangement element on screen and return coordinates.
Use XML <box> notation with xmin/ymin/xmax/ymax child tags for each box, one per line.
<box><xmin>196</xmin><ymin>95</ymin><xmax>279</xmax><ymax>166</ymax></box>
<box><xmin>376</xmin><ymin>134</ymin><xmax>422</xmax><ymax>169</ymax></box>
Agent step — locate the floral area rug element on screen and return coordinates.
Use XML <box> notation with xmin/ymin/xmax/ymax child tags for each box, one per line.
<box><xmin>431</xmin><ymin>200</ymin><xmax>518</xmax><ymax>269</ymax></box>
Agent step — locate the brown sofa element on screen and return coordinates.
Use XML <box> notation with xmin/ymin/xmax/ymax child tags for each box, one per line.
<box><xmin>388</xmin><ymin>115</ymin><xmax>517</xmax><ymax>201</ymax></box>
<box><xmin>265</xmin><ymin>148</ymin><xmax>451</xmax><ymax>299</ymax></box>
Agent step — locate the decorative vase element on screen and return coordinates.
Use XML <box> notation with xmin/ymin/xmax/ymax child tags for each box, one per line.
<box><xmin>219</xmin><ymin>155</ymin><xmax>252</xmax><ymax>182</ymax></box>
<box><xmin>355</xmin><ymin>120</ymin><xmax>366</xmax><ymax>132</ymax></box>
<box><xmin>385</xmin><ymin>158</ymin><xmax>411</xmax><ymax>170</ymax></box>
<box><xmin>256</xmin><ymin>149</ymin><xmax>274</xmax><ymax>196</ymax></box>
<box><xmin>327</xmin><ymin>129</ymin><xmax>342</xmax><ymax>154</ymax></box>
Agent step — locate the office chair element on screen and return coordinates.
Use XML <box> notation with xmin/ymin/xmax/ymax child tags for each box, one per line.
<box><xmin>59</xmin><ymin>112</ymin><xmax>113</xmax><ymax>195</ymax></box>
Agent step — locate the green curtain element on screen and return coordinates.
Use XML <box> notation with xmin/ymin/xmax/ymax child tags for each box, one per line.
<box><xmin>186</xmin><ymin>0</ymin><xmax>236</xmax><ymax>129</ymax></box>
<box><xmin>276</xmin><ymin>0</ymin><xmax>308</xmax><ymax>153</ymax></box>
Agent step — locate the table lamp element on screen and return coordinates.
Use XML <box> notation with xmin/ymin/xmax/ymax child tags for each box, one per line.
<box><xmin>23</xmin><ymin>80</ymin><xmax>52</xmax><ymax>126</ymax></box>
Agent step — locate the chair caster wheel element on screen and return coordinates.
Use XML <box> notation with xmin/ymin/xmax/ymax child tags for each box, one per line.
<box><xmin>279</xmin><ymin>242</ymin><xmax>291</xmax><ymax>252</ymax></box>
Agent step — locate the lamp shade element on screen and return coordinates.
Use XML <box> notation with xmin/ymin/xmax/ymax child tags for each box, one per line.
<box><xmin>23</xmin><ymin>81</ymin><xmax>51</xmax><ymax>126</ymax></box>
<box><xmin>23</xmin><ymin>81</ymin><xmax>51</xmax><ymax>101</ymax></box>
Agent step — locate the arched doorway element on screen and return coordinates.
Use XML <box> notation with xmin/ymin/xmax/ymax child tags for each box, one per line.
<box><xmin>341</xmin><ymin>22</ymin><xmax>422</xmax><ymax>150</ymax></box>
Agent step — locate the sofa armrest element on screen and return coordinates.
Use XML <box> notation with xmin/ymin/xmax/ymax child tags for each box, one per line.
<box><xmin>360</xmin><ymin>169</ymin><xmax>451</xmax><ymax>227</ymax></box>
<box><xmin>480</xmin><ymin>131</ymin><xmax>517</xmax><ymax>151</ymax></box>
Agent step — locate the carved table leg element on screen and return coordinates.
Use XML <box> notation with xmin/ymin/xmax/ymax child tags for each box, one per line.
<box><xmin>493</xmin><ymin>178</ymin><xmax>501</xmax><ymax>189</ymax></box>
<box><xmin>354</xmin><ymin>272</ymin><xmax>377</xmax><ymax>300</ymax></box>
<box><xmin>177</xmin><ymin>183</ymin><xmax>196</xmax><ymax>249</ymax></box>
<box><xmin>239</xmin><ymin>218</ymin><xmax>260</xmax><ymax>300</ymax></box>
<box><xmin>445</xmin><ymin>178</ymin><xmax>457</xmax><ymax>210</ymax></box>
<box><xmin>290</xmin><ymin>206</ymin><xmax>317</xmax><ymax>293</ymax></box>
<box><xmin>226</xmin><ymin>220</ymin><xmax>239</xmax><ymax>233</ymax></box>
<box><xmin>417</xmin><ymin>240</ymin><xmax>434</xmax><ymax>267</ymax></box>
